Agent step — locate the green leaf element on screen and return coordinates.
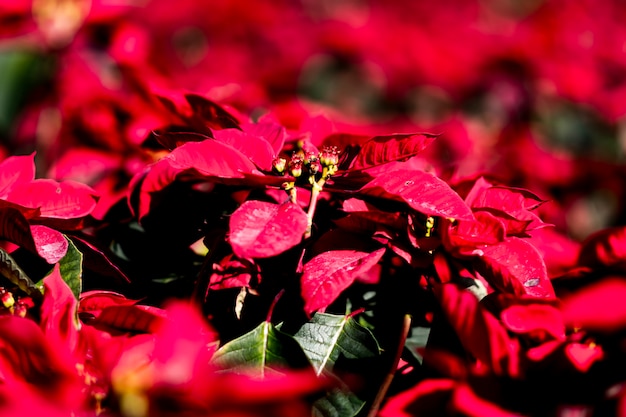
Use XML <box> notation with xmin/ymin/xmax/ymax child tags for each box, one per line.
<box><xmin>57</xmin><ymin>237</ymin><xmax>83</xmax><ymax>300</ymax></box>
<box><xmin>294</xmin><ymin>313</ymin><xmax>382</xmax><ymax>417</ymax></box>
<box><xmin>211</xmin><ymin>321</ymin><xmax>312</xmax><ymax>377</ymax></box>
<box><xmin>293</xmin><ymin>312</ymin><xmax>381</xmax><ymax>376</ymax></box>
<box><xmin>0</xmin><ymin>248</ymin><xmax>43</xmax><ymax>300</ymax></box>
<box><xmin>313</xmin><ymin>386</ymin><xmax>365</xmax><ymax>417</ymax></box>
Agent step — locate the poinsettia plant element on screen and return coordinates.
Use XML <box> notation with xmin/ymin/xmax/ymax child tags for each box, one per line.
<box><xmin>0</xmin><ymin>88</ymin><xmax>623</xmax><ymax>417</ymax></box>
<box><xmin>4</xmin><ymin>0</ymin><xmax>626</xmax><ymax>416</ymax></box>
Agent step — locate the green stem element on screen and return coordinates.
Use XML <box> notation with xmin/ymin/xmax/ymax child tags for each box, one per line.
<box><xmin>304</xmin><ymin>167</ymin><xmax>330</xmax><ymax>239</ymax></box>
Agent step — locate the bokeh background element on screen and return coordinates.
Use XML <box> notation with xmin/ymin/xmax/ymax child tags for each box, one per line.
<box><xmin>2</xmin><ymin>0</ymin><xmax>626</xmax><ymax>249</ymax></box>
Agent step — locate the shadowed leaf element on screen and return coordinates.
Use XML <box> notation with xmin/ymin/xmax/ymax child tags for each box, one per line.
<box><xmin>433</xmin><ymin>282</ymin><xmax>520</xmax><ymax>376</ymax></box>
<box><xmin>0</xmin><ymin>248</ymin><xmax>42</xmax><ymax>300</ymax></box>
<box><xmin>293</xmin><ymin>312</ymin><xmax>381</xmax><ymax>376</ymax></box>
<box><xmin>211</xmin><ymin>321</ymin><xmax>311</xmax><ymax>377</ymax></box>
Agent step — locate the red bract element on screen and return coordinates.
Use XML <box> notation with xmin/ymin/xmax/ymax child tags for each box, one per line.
<box><xmin>433</xmin><ymin>282</ymin><xmax>521</xmax><ymax>377</ymax></box>
<box><xmin>359</xmin><ymin>168</ymin><xmax>474</xmax><ymax>221</ymax></box>
<box><xmin>0</xmin><ymin>153</ymin><xmax>99</xmax><ymax>223</ymax></box>
<box><xmin>301</xmin><ymin>248</ymin><xmax>386</xmax><ymax>315</ymax></box>
<box><xmin>229</xmin><ymin>200</ymin><xmax>308</xmax><ymax>259</ymax></box>
<box><xmin>0</xmin><ymin>207</ymin><xmax>67</xmax><ymax>263</ymax></box>
<box><xmin>474</xmin><ymin>237</ymin><xmax>555</xmax><ymax>299</ymax></box>
<box><xmin>4</xmin><ymin>1</ymin><xmax>626</xmax><ymax>415</ymax></box>
<box><xmin>560</xmin><ymin>277</ymin><xmax>626</xmax><ymax>333</ymax></box>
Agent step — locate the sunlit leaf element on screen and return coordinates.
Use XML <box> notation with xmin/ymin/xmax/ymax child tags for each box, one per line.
<box><xmin>474</xmin><ymin>237</ymin><xmax>555</xmax><ymax>298</ymax></box>
<box><xmin>214</xmin><ymin>128</ymin><xmax>277</xmax><ymax>171</ymax></box>
<box><xmin>301</xmin><ymin>248</ymin><xmax>386</xmax><ymax>316</ymax></box>
<box><xmin>242</xmin><ymin>121</ymin><xmax>287</xmax><ymax>155</ymax></box>
<box><xmin>6</xmin><ymin>179</ymin><xmax>98</xmax><ymax>219</ymax></box>
<box><xmin>0</xmin><ymin>207</ymin><xmax>67</xmax><ymax>263</ymax></box>
<box><xmin>229</xmin><ymin>200</ymin><xmax>308</xmax><ymax>259</ymax></box>
<box><xmin>349</xmin><ymin>133</ymin><xmax>437</xmax><ymax>171</ymax></box>
<box><xmin>358</xmin><ymin>169</ymin><xmax>474</xmax><ymax>221</ymax></box>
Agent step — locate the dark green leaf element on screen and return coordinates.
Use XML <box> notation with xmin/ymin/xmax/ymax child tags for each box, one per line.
<box><xmin>293</xmin><ymin>312</ymin><xmax>381</xmax><ymax>376</ymax></box>
<box><xmin>211</xmin><ymin>321</ymin><xmax>312</xmax><ymax>377</ymax></box>
<box><xmin>57</xmin><ymin>236</ymin><xmax>83</xmax><ymax>300</ymax></box>
<box><xmin>313</xmin><ymin>387</ymin><xmax>365</xmax><ymax>417</ymax></box>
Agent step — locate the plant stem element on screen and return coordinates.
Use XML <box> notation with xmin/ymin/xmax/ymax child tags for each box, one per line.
<box><xmin>367</xmin><ymin>313</ymin><xmax>412</xmax><ymax>417</ymax></box>
<box><xmin>304</xmin><ymin>169</ymin><xmax>328</xmax><ymax>239</ymax></box>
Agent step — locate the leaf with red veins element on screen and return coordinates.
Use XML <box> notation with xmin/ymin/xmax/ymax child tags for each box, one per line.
<box><xmin>577</xmin><ymin>225</ymin><xmax>626</xmax><ymax>271</ymax></box>
<box><xmin>166</xmin><ymin>139</ymin><xmax>259</xmax><ymax>177</ymax></box>
<box><xmin>229</xmin><ymin>200</ymin><xmax>308</xmax><ymax>259</ymax></box>
<box><xmin>0</xmin><ymin>207</ymin><xmax>67</xmax><ymax>263</ymax></box>
<box><xmin>213</xmin><ymin>128</ymin><xmax>277</xmax><ymax>171</ymax></box>
<box><xmin>560</xmin><ymin>277</ymin><xmax>626</xmax><ymax>333</ymax></box>
<box><xmin>358</xmin><ymin>169</ymin><xmax>474</xmax><ymax>221</ymax></box>
<box><xmin>6</xmin><ymin>179</ymin><xmax>98</xmax><ymax>219</ymax></box>
<box><xmin>41</xmin><ymin>264</ymin><xmax>79</xmax><ymax>351</ymax></box>
<box><xmin>433</xmin><ymin>282</ymin><xmax>521</xmax><ymax>377</ymax></box>
<box><xmin>349</xmin><ymin>132</ymin><xmax>438</xmax><ymax>171</ymax></box>
<box><xmin>133</xmin><ymin>139</ymin><xmax>284</xmax><ymax>220</ymax></box>
<box><xmin>466</xmin><ymin>184</ymin><xmax>549</xmax><ymax>234</ymax></box>
<box><xmin>441</xmin><ymin>211</ymin><xmax>506</xmax><ymax>257</ymax></box>
<box><xmin>474</xmin><ymin>237</ymin><xmax>555</xmax><ymax>298</ymax></box>
<box><xmin>0</xmin><ymin>153</ymin><xmax>36</xmax><ymax>199</ymax></box>
<box><xmin>209</xmin><ymin>254</ymin><xmax>257</xmax><ymax>290</ymax></box>
<box><xmin>301</xmin><ymin>248</ymin><xmax>386</xmax><ymax>316</ymax></box>
<box><xmin>500</xmin><ymin>304</ymin><xmax>565</xmax><ymax>340</ymax></box>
